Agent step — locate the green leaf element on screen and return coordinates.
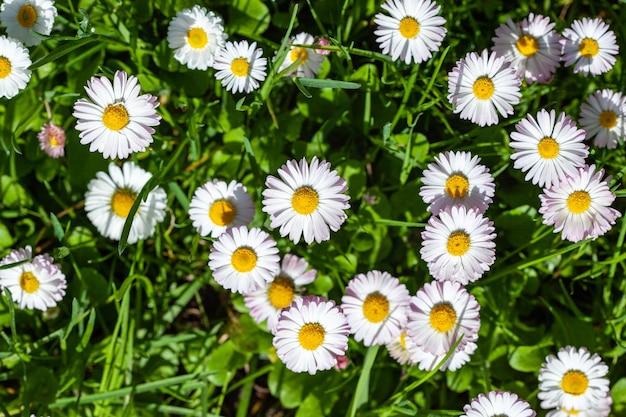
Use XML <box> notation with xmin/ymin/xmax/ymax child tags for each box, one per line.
<box><xmin>349</xmin><ymin>345</ymin><xmax>379</xmax><ymax>417</ymax></box>
<box><xmin>29</xmin><ymin>37</ymin><xmax>98</xmax><ymax>70</ymax></box>
<box><xmin>296</xmin><ymin>394</ymin><xmax>324</xmax><ymax>417</ymax></box>
<box><xmin>0</xmin><ymin>175</ymin><xmax>33</xmax><ymax>209</ymax></box>
<box><xmin>206</xmin><ymin>340</ymin><xmax>247</xmax><ymax>386</ymax></box>
<box><xmin>612</xmin><ymin>377</ymin><xmax>626</xmax><ymax>403</ymax></box>
<box><xmin>227</xmin><ymin>0</ymin><xmax>271</xmax><ymax>36</ymax></box>
<box><xmin>508</xmin><ymin>345</ymin><xmax>548</xmax><ymax>373</ymax></box>
<box><xmin>297</xmin><ymin>78</ymin><xmax>361</xmax><ymax>90</ymax></box>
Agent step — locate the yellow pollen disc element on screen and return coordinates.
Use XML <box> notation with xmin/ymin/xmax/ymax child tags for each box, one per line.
<box><xmin>268</xmin><ymin>276</ymin><xmax>295</xmax><ymax>309</ymax></box>
<box><xmin>578</xmin><ymin>38</ymin><xmax>599</xmax><ymax>58</ymax></box>
<box><xmin>472</xmin><ymin>76</ymin><xmax>495</xmax><ymax>100</ymax></box>
<box><xmin>209</xmin><ymin>199</ymin><xmax>237</xmax><ymax>226</ymax></box>
<box><xmin>445</xmin><ymin>174</ymin><xmax>470</xmax><ymax>199</ymax></box>
<box><xmin>291</xmin><ymin>186</ymin><xmax>319</xmax><ymax>215</ymax></box>
<box><xmin>567</xmin><ymin>191</ymin><xmax>591</xmax><ymax>214</ymax></box>
<box><xmin>398</xmin><ymin>17</ymin><xmax>420</xmax><ymax>39</ymax></box>
<box><xmin>231</xmin><ymin>247</ymin><xmax>257</xmax><ymax>273</ymax></box>
<box><xmin>0</xmin><ymin>57</ymin><xmax>11</xmax><ymax>79</ymax></box>
<box><xmin>230</xmin><ymin>57</ymin><xmax>250</xmax><ymax>77</ymax></box>
<box><xmin>561</xmin><ymin>407</ymin><xmax>580</xmax><ymax>415</ymax></box>
<box><xmin>17</xmin><ymin>4</ymin><xmax>38</xmax><ymax>28</ymax></box>
<box><xmin>187</xmin><ymin>27</ymin><xmax>208</xmax><ymax>49</ymax></box>
<box><xmin>599</xmin><ymin>110</ymin><xmax>617</xmax><ymax>128</ymax></box>
<box><xmin>516</xmin><ymin>34</ymin><xmax>539</xmax><ymax>57</ymax></box>
<box><xmin>298</xmin><ymin>323</ymin><xmax>325</xmax><ymax>350</ymax></box>
<box><xmin>20</xmin><ymin>271</ymin><xmax>40</xmax><ymax>294</ymax></box>
<box><xmin>362</xmin><ymin>292</ymin><xmax>390</xmax><ymax>323</ymax></box>
<box><xmin>399</xmin><ymin>333</ymin><xmax>408</xmax><ymax>349</ymax></box>
<box><xmin>537</xmin><ymin>137</ymin><xmax>560</xmax><ymax>159</ymax></box>
<box><xmin>446</xmin><ymin>231</ymin><xmax>471</xmax><ymax>256</ymax></box>
<box><xmin>290</xmin><ymin>47</ymin><xmax>308</xmax><ymax>65</ymax></box>
<box><xmin>110</xmin><ymin>189</ymin><xmax>137</xmax><ymax>218</ymax></box>
<box><xmin>102</xmin><ymin>104</ymin><xmax>130</xmax><ymax>131</ymax></box>
<box><xmin>48</xmin><ymin>132</ymin><xmax>62</xmax><ymax>147</ymax></box>
<box><xmin>429</xmin><ymin>303</ymin><xmax>457</xmax><ymax>333</ymax></box>
<box><xmin>560</xmin><ymin>370</ymin><xmax>589</xmax><ymax>396</ymax></box>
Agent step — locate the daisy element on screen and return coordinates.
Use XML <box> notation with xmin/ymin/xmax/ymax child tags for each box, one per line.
<box><xmin>561</xmin><ymin>18</ymin><xmax>619</xmax><ymax>77</ymax></box>
<box><xmin>166</xmin><ymin>5</ymin><xmax>227</xmax><ymax>70</ymax></box>
<box><xmin>407</xmin><ymin>280</ymin><xmax>480</xmax><ymax>356</ymax></box>
<box><xmin>276</xmin><ymin>32</ymin><xmax>324</xmax><ymax>78</ymax></box>
<box><xmin>539</xmin><ymin>164</ymin><xmax>621</xmax><ymax>243</ymax></box>
<box><xmin>491</xmin><ymin>13</ymin><xmax>562</xmax><ymax>84</ymax></box>
<box><xmin>462</xmin><ymin>391</ymin><xmax>536</xmax><ymax>417</ymax></box>
<box><xmin>208</xmin><ymin>225</ymin><xmax>280</xmax><ymax>294</ymax></box>
<box><xmin>386</xmin><ymin>330</ymin><xmax>416</xmax><ymax>365</ymax></box>
<box><xmin>84</xmin><ymin>161</ymin><xmax>168</xmax><ymax>244</ymax></box>
<box><xmin>579</xmin><ymin>89</ymin><xmax>625</xmax><ymax>149</ymax></box>
<box><xmin>261</xmin><ymin>156</ymin><xmax>350</xmax><ymax>245</ymax></box>
<box><xmin>188</xmin><ymin>179</ymin><xmax>255</xmax><ymax>238</ymax></box>
<box><xmin>408</xmin><ymin>334</ymin><xmax>478</xmax><ymax>372</ymax></box>
<box><xmin>73</xmin><ymin>70</ymin><xmax>161</xmax><ymax>160</ymax></box>
<box><xmin>538</xmin><ymin>346</ymin><xmax>610</xmax><ymax>411</ymax></box>
<box><xmin>0</xmin><ymin>246</ymin><xmax>66</xmax><ymax>311</ymax></box>
<box><xmin>0</xmin><ymin>35</ymin><xmax>31</xmax><ymax>99</ymax></box>
<box><xmin>0</xmin><ymin>0</ymin><xmax>57</xmax><ymax>47</ymax></box>
<box><xmin>37</xmin><ymin>122</ymin><xmax>65</xmax><ymax>158</ymax></box>
<box><xmin>341</xmin><ymin>270</ymin><xmax>410</xmax><ymax>346</ymax></box>
<box><xmin>419</xmin><ymin>150</ymin><xmax>495</xmax><ymax>215</ymax></box>
<box><xmin>546</xmin><ymin>392</ymin><xmax>612</xmax><ymax>417</ymax></box>
<box><xmin>447</xmin><ymin>48</ymin><xmax>522</xmax><ymax>127</ymax></box>
<box><xmin>420</xmin><ymin>205</ymin><xmax>496</xmax><ymax>285</ymax></box>
<box><xmin>213</xmin><ymin>40</ymin><xmax>267</xmax><ymax>94</ymax></box>
<box><xmin>244</xmin><ymin>253</ymin><xmax>317</xmax><ymax>332</ymax></box>
<box><xmin>509</xmin><ymin>109</ymin><xmax>588</xmax><ymax>188</ymax></box>
<box><xmin>273</xmin><ymin>295</ymin><xmax>350</xmax><ymax>375</ymax></box>
<box><xmin>373</xmin><ymin>0</ymin><xmax>447</xmax><ymax>64</ymax></box>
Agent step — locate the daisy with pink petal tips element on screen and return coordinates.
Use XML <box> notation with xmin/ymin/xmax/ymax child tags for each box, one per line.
<box><xmin>561</xmin><ymin>18</ymin><xmax>618</xmax><ymax>77</ymax></box>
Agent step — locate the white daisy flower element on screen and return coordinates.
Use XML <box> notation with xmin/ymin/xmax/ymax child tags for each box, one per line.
<box><xmin>208</xmin><ymin>225</ymin><xmax>280</xmax><ymax>294</ymax></box>
<box><xmin>407</xmin><ymin>280</ymin><xmax>480</xmax><ymax>356</ymax></box>
<box><xmin>84</xmin><ymin>161</ymin><xmax>168</xmax><ymax>244</ymax></box>
<box><xmin>420</xmin><ymin>205</ymin><xmax>496</xmax><ymax>285</ymax></box>
<box><xmin>447</xmin><ymin>48</ymin><xmax>522</xmax><ymax>127</ymax></box>
<box><xmin>214</xmin><ymin>40</ymin><xmax>267</xmax><ymax>94</ymax></box>
<box><xmin>0</xmin><ymin>0</ymin><xmax>57</xmax><ymax>47</ymax></box>
<box><xmin>273</xmin><ymin>295</ymin><xmax>350</xmax><ymax>375</ymax></box>
<box><xmin>276</xmin><ymin>32</ymin><xmax>324</xmax><ymax>78</ymax></box>
<box><xmin>407</xmin><ymin>332</ymin><xmax>477</xmax><ymax>372</ymax></box>
<box><xmin>386</xmin><ymin>330</ymin><xmax>416</xmax><ymax>365</ymax></box>
<box><xmin>0</xmin><ymin>246</ymin><xmax>66</xmax><ymax>311</ymax></box>
<box><xmin>462</xmin><ymin>391</ymin><xmax>536</xmax><ymax>417</ymax></box>
<box><xmin>561</xmin><ymin>18</ymin><xmax>619</xmax><ymax>77</ymax></box>
<box><xmin>419</xmin><ymin>150</ymin><xmax>495</xmax><ymax>215</ymax></box>
<box><xmin>261</xmin><ymin>156</ymin><xmax>350</xmax><ymax>245</ymax></box>
<box><xmin>491</xmin><ymin>13</ymin><xmax>562</xmax><ymax>84</ymax></box>
<box><xmin>0</xmin><ymin>35</ymin><xmax>31</xmax><ymax>99</ymax></box>
<box><xmin>166</xmin><ymin>5</ymin><xmax>227</xmax><ymax>70</ymax></box>
<box><xmin>244</xmin><ymin>253</ymin><xmax>317</xmax><ymax>332</ymax></box>
<box><xmin>37</xmin><ymin>122</ymin><xmax>65</xmax><ymax>158</ymax></box>
<box><xmin>509</xmin><ymin>109</ymin><xmax>588</xmax><ymax>188</ymax></box>
<box><xmin>373</xmin><ymin>0</ymin><xmax>447</xmax><ymax>65</ymax></box>
<box><xmin>341</xmin><ymin>270</ymin><xmax>410</xmax><ymax>346</ymax></box>
<box><xmin>72</xmin><ymin>70</ymin><xmax>161</xmax><ymax>160</ymax></box>
<box><xmin>188</xmin><ymin>179</ymin><xmax>255</xmax><ymax>238</ymax></box>
<box><xmin>546</xmin><ymin>392</ymin><xmax>612</xmax><ymax>417</ymax></box>
<box><xmin>579</xmin><ymin>89</ymin><xmax>625</xmax><ymax>149</ymax></box>
<box><xmin>539</xmin><ymin>164</ymin><xmax>621</xmax><ymax>243</ymax></box>
<box><xmin>538</xmin><ymin>346</ymin><xmax>610</xmax><ymax>411</ymax></box>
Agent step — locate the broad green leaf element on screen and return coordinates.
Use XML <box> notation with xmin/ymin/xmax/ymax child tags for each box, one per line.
<box><xmin>227</xmin><ymin>0</ymin><xmax>270</xmax><ymax>36</ymax></box>
<box><xmin>509</xmin><ymin>345</ymin><xmax>548</xmax><ymax>373</ymax></box>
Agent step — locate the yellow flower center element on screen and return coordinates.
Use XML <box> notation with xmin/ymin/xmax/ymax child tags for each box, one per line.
<box><xmin>362</xmin><ymin>292</ymin><xmax>390</xmax><ymax>323</ymax></box>
<box><xmin>230</xmin><ymin>57</ymin><xmax>250</xmax><ymax>77</ymax></box>
<box><xmin>48</xmin><ymin>131</ymin><xmax>62</xmax><ymax>147</ymax></box>
<box><xmin>446</xmin><ymin>231</ymin><xmax>471</xmax><ymax>256</ymax></box>
<box><xmin>110</xmin><ymin>189</ymin><xmax>137</xmax><ymax>218</ymax></box>
<box><xmin>445</xmin><ymin>174</ymin><xmax>469</xmax><ymax>199</ymax></box>
<box><xmin>268</xmin><ymin>275</ymin><xmax>295</xmax><ymax>309</ymax></box>
<box><xmin>561</xmin><ymin>407</ymin><xmax>580</xmax><ymax>415</ymax></box>
<box><xmin>399</xmin><ymin>333</ymin><xmax>407</xmax><ymax>349</ymax></box>
<box><xmin>20</xmin><ymin>271</ymin><xmax>40</xmax><ymax>294</ymax></box>
<box><xmin>102</xmin><ymin>104</ymin><xmax>130</xmax><ymax>131</ymax></box>
<box><xmin>231</xmin><ymin>247</ymin><xmax>257</xmax><ymax>273</ymax></box>
<box><xmin>290</xmin><ymin>47</ymin><xmax>308</xmax><ymax>65</ymax></box>
<box><xmin>298</xmin><ymin>323</ymin><xmax>325</xmax><ymax>350</ymax></box>
<box><xmin>472</xmin><ymin>76</ymin><xmax>495</xmax><ymax>100</ymax></box>
<box><xmin>187</xmin><ymin>27</ymin><xmax>208</xmax><ymax>49</ymax></box>
<box><xmin>399</xmin><ymin>17</ymin><xmax>420</xmax><ymax>39</ymax></box>
<box><xmin>599</xmin><ymin>110</ymin><xmax>617</xmax><ymax>128</ymax></box>
<box><xmin>208</xmin><ymin>199</ymin><xmax>236</xmax><ymax>227</ymax></box>
<box><xmin>0</xmin><ymin>57</ymin><xmax>11</xmax><ymax>79</ymax></box>
<box><xmin>566</xmin><ymin>191</ymin><xmax>591</xmax><ymax>214</ymax></box>
<box><xmin>429</xmin><ymin>303</ymin><xmax>457</xmax><ymax>332</ymax></box>
<box><xmin>17</xmin><ymin>4</ymin><xmax>38</xmax><ymax>28</ymax></box>
<box><xmin>537</xmin><ymin>137</ymin><xmax>559</xmax><ymax>159</ymax></box>
<box><xmin>291</xmin><ymin>186</ymin><xmax>319</xmax><ymax>215</ymax></box>
<box><xmin>560</xmin><ymin>370</ymin><xmax>589</xmax><ymax>396</ymax></box>
<box><xmin>516</xmin><ymin>34</ymin><xmax>539</xmax><ymax>57</ymax></box>
<box><xmin>578</xmin><ymin>38</ymin><xmax>599</xmax><ymax>58</ymax></box>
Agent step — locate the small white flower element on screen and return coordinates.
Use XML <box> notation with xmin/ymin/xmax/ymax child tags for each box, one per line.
<box><xmin>0</xmin><ymin>0</ymin><xmax>57</xmax><ymax>47</ymax></box>
<box><xmin>579</xmin><ymin>89</ymin><xmax>626</xmax><ymax>149</ymax></box>
<box><xmin>37</xmin><ymin>122</ymin><xmax>65</xmax><ymax>158</ymax></box>
<box><xmin>546</xmin><ymin>392</ymin><xmax>612</xmax><ymax>417</ymax></box>
<box><xmin>561</xmin><ymin>18</ymin><xmax>619</xmax><ymax>77</ymax></box>
<box><xmin>407</xmin><ymin>333</ymin><xmax>477</xmax><ymax>372</ymax></box>
<box><xmin>386</xmin><ymin>330</ymin><xmax>416</xmax><ymax>365</ymax></box>
<box><xmin>214</xmin><ymin>40</ymin><xmax>267</xmax><ymax>94</ymax></box>
<box><xmin>0</xmin><ymin>35</ymin><xmax>32</xmax><ymax>99</ymax></box>
<box><xmin>276</xmin><ymin>32</ymin><xmax>324</xmax><ymax>78</ymax></box>
<box><xmin>462</xmin><ymin>391</ymin><xmax>536</xmax><ymax>417</ymax></box>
